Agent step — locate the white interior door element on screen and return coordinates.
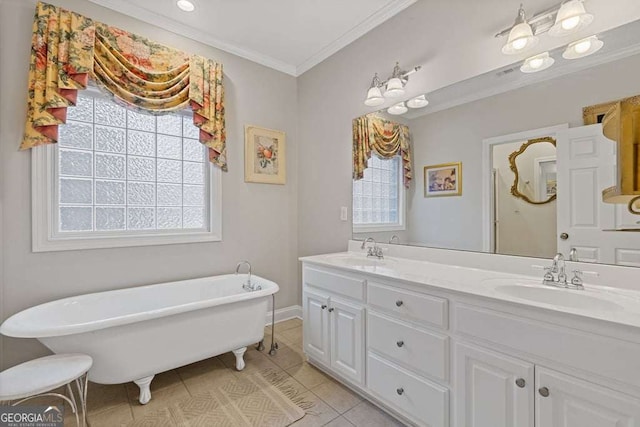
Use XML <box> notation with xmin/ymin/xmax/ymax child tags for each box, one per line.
<box><xmin>556</xmin><ymin>125</ymin><xmax>640</xmax><ymax>266</ymax></box>
<box><xmin>536</xmin><ymin>367</ymin><xmax>640</xmax><ymax>427</ymax></box>
<box><xmin>454</xmin><ymin>342</ymin><xmax>534</xmax><ymax>427</ymax></box>
<box><xmin>329</xmin><ymin>297</ymin><xmax>364</xmax><ymax>385</ymax></box>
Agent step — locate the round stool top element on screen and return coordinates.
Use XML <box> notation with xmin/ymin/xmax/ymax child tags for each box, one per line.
<box><xmin>0</xmin><ymin>353</ymin><xmax>93</xmax><ymax>401</ymax></box>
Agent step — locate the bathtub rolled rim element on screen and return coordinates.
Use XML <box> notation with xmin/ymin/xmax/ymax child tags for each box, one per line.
<box><xmin>0</xmin><ymin>274</ymin><xmax>279</xmax><ymax>339</ymax></box>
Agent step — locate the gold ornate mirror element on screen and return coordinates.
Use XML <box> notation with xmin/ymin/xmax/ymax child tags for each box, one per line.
<box><xmin>508</xmin><ymin>137</ymin><xmax>557</xmax><ymax>205</ymax></box>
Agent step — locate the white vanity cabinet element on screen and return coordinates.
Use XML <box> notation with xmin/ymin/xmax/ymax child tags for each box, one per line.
<box><xmin>301</xmin><ymin>260</ymin><xmax>640</xmax><ymax>427</ymax></box>
<box><xmin>302</xmin><ymin>267</ymin><xmax>365</xmax><ymax>385</ymax></box>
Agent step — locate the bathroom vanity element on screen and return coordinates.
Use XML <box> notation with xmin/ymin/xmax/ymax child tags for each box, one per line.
<box><xmin>300</xmin><ymin>243</ymin><xmax>640</xmax><ymax>427</ymax></box>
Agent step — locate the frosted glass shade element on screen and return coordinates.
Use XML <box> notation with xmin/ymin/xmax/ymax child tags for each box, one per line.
<box><xmin>387</xmin><ymin>102</ymin><xmax>408</xmax><ymax>115</ymax></box>
<box><xmin>520</xmin><ymin>52</ymin><xmax>555</xmax><ymax>73</ymax></box>
<box><xmin>406</xmin><ymin>95</ymin><xmax>429</xmax><ymax>109</ymax></box>
<box><xmin>364</xmin><ymin>86</ymin><xmax>384</xmax><ymax>107</ymax></box>
<box><xmin>502</xmin><ymin>22</ymin><xmax>538</xmax><ymax>55</ymax></box>
<box><xmin>176</xmin><ymin>0</ymin><xmax>195</xmax><ymax>12</ymax></box>
<box><xmin>384</xmin><ymin>78</ymin><xmax>405</xmax><ymax>98</ymax></box>
<box><xmin>563</xmin><ymin>35</ymin><xmax>603</xmax><ymax>60</ymax></box>
<box><xmin>549</xmin><ymin>0</ymin><xmax>593</xmax><ymax>37</ymax></box>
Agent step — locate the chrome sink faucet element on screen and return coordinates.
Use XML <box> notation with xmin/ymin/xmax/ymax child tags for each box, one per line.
<box><xmin>539</xmin><ymin>252</ymin><xmax>584</xmax><ymax>290</ymax></box>
<box><xmin>236</xmin><ymin>261</ymin><xmax>261</xmax><ymax>291</ymax></box>
<box><xmin>361</xmin><ymin>237</ymin><xmax>383</xmax><ymax>259</ymax></box>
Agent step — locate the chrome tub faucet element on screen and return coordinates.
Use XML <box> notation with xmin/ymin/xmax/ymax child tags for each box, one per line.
<box><xmin>236</xmin><ymin>261</ymin><xmax>261</xmax><ymax>291</ymax></box>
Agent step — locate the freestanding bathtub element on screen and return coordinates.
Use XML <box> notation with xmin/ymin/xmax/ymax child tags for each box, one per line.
<box><xmin>0</xmin><ymin>274</ymin><xmax>279</xmax><ymax>404</ymax></box>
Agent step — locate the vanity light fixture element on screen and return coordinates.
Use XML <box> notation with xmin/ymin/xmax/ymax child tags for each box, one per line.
<box><xmin>563</xmin><ymin>35</ymin><xmax>604</xmax><ymax>59</ymax></box>
<box><xmin>520</xmin><ymin>52</ymin><xmax>555</xmax><ymax>73</ymax></box>
<box><xmin>364</xmin><ymin>74</ymin><xmax>385</xmax><ymax>107</ymax></box>
<box><xmin>387</xmin><ymin>102</ymin><xmax>408</xmax><ymax>115</ymax></box>
<box><xmin>176</xmin><ymin>0</ymin><xmax>195</xmax><ymax>12</ymax></box>
<box><xmin>548</xmin><ymin>0</ymin><xmax>593</xmax><ymax>37</ymax></box>
<box><xmin>406</xmin><ymin>94</ymin><xmax>429</xmax><ymax>109</ymax></box>
<box><xmin>363</xmin><ymin>62</ymin><xmax>421</xmax><ymax>107</ymax></box>
<box><xmin>502</xmin><ymin>4</ymin><xmax>538</xmax><ymax>55</ymax></box>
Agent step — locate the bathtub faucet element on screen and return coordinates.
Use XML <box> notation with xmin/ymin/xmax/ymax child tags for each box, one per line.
<box><xmin>236</xmin><ymin>261</ymin><xmax>260</xmax><ymax>291</ymax></box>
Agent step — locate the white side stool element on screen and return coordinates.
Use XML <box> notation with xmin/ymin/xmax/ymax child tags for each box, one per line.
<box><xmin>0</xmin><ymin>353</ymin><xmax>92</xmax><ymax>427</ymax></box>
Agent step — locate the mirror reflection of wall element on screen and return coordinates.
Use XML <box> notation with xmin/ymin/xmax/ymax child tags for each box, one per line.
<box><xmin>492</xmin><ymin>140</ymin><xmax>557</xmax><ymax>259</ymax></box>
<box><xmin>352</xmin><ymin>32</ymin><xmax>640</xmax><ymax>267</ymax></box>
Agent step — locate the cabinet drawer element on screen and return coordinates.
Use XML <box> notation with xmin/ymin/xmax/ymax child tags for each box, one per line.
<box><xmin>368</xmin><ymin>311</ymin><xmax>448</xmax><ymax>382</ymax></box>
<box><xmin>367</xmin><ymin>352</ymin><xmax>448</xmax><ymax>427</ymax></box>
<box><xmin>368</xmin><ymin>281</ymin><xmax>448</xmax><ymax>329</ymax></box>
<box><xmin>304</xmin><ymin>267</ymin><xmax>365</xmax><ymax>301</ymax></box>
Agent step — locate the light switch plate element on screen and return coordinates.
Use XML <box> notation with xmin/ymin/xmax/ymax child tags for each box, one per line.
<box><xmin>340</xmin><ymin>206</ymin><xmax>348</xmax><ymax>221</ymax></box>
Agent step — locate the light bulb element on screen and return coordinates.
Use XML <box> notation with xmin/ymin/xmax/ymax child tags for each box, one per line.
<box><xmin>561</xmin><ymin>15</ymin><xmax>581</xmax><ymax>30</ymax></box>
<box><xmin>512</xmin><ymin>37</ymin><xmax>528</xmax><ymax>51</ymax></box>
<box><xmin>529</xmin><ymin>57</ymin><xmax>544</xmax><ymax>69</ymax></box>
<box><xmin>574</xmin><ymin>39</ymin><xmax>592</xmax><ymax>54</ymax></box>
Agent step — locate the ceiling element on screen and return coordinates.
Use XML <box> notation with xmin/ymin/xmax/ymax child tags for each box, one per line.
<box><xmin>87</xmin><ymin>0</ymin><xmax>416</xmax><ymax>76</ymax></box>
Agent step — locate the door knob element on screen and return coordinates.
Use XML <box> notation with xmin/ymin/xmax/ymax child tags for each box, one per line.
<box><xmin>560</xmin><ymin>232</ymin><xmax>569</xmax><ymax>240</ymax></box>
<box><xmin>396</xmin><ymin>340</ymin><xmax>404</xmax><ymax>348</ymax></box>
<box><xmin>321</xmin><ymin>305</ymin><xmax>327</xmax><ymax>310</ymax></box>
<box><xmin>515</xmin><ymin>378</ymin><xmax>526</xmax><ymax>388</ymax></box>
<box><xmin>395</xmin><ymin>300</ymin><xmax>404</xmax><ymax>307</ymax></box>
<box><xmin>396</xmin><ymin>387</ymin><xmax>404</xmax><ymax>395</ymax></box>
<box><xmin>538</xmin><ymin>387</ymin><xmax>550</xmax><ymax>397</ymax></box>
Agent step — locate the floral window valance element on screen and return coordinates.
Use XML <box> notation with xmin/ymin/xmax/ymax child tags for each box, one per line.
<box><xmin>353</xmin><ymin>114</ymin><xmax>412</xmax><ymax>188</ymax></box>
<box><xmin>20</xmin><ymin>2</ymin><xmax>227</xmax><ymax>170</ymax></box>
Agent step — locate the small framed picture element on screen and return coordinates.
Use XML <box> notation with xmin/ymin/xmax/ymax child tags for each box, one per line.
<box><xmin>244</xmin><ymin>125</ymin><xmax>286</xmax><ymax>185</ymax></box>
<box><xmin>424</xmin><ymin>162</ymin><xmax>462</xmax><ymax>197</ymax></box>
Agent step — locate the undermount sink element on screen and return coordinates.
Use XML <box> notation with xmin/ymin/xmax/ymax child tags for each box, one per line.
<box><xmin>325</xmin><ymin>253</ymin><xmax>395</xmax><ymax>267</ymax></box>
<box><xmin>483</xmin><ymin>278</ymin><xmax>622</xmax><ymax>311</ymax></box>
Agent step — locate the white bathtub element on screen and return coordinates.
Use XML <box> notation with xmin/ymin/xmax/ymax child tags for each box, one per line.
<box><xmin>1</xmin><ymin>274</ymin><xmax>279</xmax><ymax>404</ymax></box>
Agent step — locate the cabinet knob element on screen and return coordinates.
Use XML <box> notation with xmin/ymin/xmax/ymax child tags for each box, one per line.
<box><xmin>321</xmin><ymin>305</ymin><xmax>327</xmax><ymax>310</ymax></box>
<box><xmin>396</xmin><ymin>340</ymin><xmax>404</xmax><ymax>348</ymax></box>
<box><xmin>396</xmin><ymin>387</ymin><xmax>404</xmax><ymax>396</ymax></box>
<box><xmin>538</xmin><ymin>387</ymin><xmax>550</xmax><ymax>397</ymax></box>
<box><xmin>395</xmin><ymin>300</ymin><xmax>404</xmax><ymax>307</ymax></box>
<box><xmin>515</xmin><ymin>378</ymin><xmax>526</xmax><ymax>388</ymax></box>
<box><xmin>328</xmin><ymin>307</ymin><xmax>334</xmax><ymax>312</ymax></box>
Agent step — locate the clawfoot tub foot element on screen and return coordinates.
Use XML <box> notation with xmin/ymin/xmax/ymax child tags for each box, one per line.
<box><xmin>134</xmin><ymin>375</ymin><xmax>154</xmax><ymax>404</ymax></box>
<box><xmin>232</xmin><ymin>347</ymin><xmax>247</xmax><ymax>371</ymax></box>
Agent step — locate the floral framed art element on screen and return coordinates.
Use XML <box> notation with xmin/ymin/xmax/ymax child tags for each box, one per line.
<box><xmin>424</xmin><ymin>162</ymin><xmax>462</xmax><ymax>197</ymax></box>
<box><xmin>244</xmin><ymin>125</ymin><xmax>286</xmax><ymax>185</ymax></box>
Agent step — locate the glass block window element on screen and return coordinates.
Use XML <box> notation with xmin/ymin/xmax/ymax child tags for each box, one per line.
<box><xmin>353</xmin><ymin>155</ymin><xmax>403</xmax><ymax>230</ymax></box>
<box><xmin>56</xmin><ymin>91</ymin><xmax>210</xmax><ymax>234</ymax></box>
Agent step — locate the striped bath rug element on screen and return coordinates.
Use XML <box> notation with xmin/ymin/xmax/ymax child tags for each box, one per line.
<box><xmin>126</xmin><ymin>369</ymin><xmax>309</xmax><ymax>426</ymax></box>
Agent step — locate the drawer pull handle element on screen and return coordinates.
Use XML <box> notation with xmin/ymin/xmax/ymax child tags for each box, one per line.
<box><xmin>538</xmin><ymin>387</ymin><xmax>550</xmax><ymax>397</ymax></box>
<box><xmin>328</xmin><ymin>308</ymin><xmax>334</xmax><ymax>312</ymax></box>
<box><xmin>396</xmin><ymin>340</ymin><xmax>404</xmax><ymax>348</ymax></box>
<box><xmin>395</xmin><ymin>300</ymin><xmax>404</xmax><ymax>307</ymax></box>
<box><xmin>515</xmin><ymin>378</ymin><xmax>526</xmax><ymax>388</ymax></box>
<box><xmin>396</xmin><ymin>387</ymin><xmax>404</xmax><ymax>396</ymax></box>
<box><xmin>321</xmin><ymin>305</ymin><xmax>327</xmax><ymax>310</ymax></box>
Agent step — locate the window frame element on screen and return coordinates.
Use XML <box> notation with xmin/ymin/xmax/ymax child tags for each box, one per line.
<box><xmin>352</xmin><ymin>154</ymin><xmax>406</xmax><ymax>234</ymax></box>
<box><xmin>32</xmin><ymin>108</ymin><xmax>222</xmax><ymax>253</ymax></box>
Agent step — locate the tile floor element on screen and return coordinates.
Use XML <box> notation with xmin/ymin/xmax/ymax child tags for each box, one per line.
<box><xmin>75</xmin><ymin>318</ymin><xmax>405</xmax><ymax>427</ymax></box>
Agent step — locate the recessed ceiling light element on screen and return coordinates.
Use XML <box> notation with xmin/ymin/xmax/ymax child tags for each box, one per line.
<box><xmin>176</xmin><ymin>0</ymin><xmax>195</xmax><ymax>12</ymax></box>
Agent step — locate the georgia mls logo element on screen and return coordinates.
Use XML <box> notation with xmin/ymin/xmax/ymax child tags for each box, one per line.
<box><xmin>0</xmin><ymin>405</ymin><xmax>64</xmax><ymax>427</ymax></box>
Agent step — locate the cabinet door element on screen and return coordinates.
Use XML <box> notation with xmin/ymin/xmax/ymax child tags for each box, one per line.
<box><xmin>329</xmin><ymin>297</ymin><xmax>364</xmax><ymax>384</ymax></box>
<box><xmin>536</xmin><ymin>367</ymin><xmax>640</xmax><ymax>427</ymax></box>
<box><xmin>455</xmin><ymin>342</ymin><xmax>534</xmax><ymax>427</ymax></box>
<box><xmin>303</xmin><ymin>289</ymin><xmax>330</xmax><ymax>364</ymax></box>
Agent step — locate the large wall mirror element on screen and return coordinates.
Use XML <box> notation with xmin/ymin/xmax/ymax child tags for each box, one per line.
<box><xmin>352</xmin><ymin>20</ymin><xmax>640</xmax><ymax>267</ymax></box>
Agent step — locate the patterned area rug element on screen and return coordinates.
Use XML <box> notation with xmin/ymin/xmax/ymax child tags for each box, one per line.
<box><xmin>127</xmin><ymin>370</ymin><xmax>309</xmax><ymax>427</ymax></box>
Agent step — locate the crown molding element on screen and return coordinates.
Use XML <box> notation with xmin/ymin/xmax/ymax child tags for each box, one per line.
<box><xmin>404</xmin><ymin>41</ymin><xmax>640</xmax><ymax>120</ymax></box>
<box><xmin>87</xmin><ymin>0</ymin><xmax>415</xmax><ymax>77</ymax></box>
<box><xmin>87</xmin><ymin>0</ymin><xmax>297</xmax><ymax>75</ymax></box>
<box><xmin>294</xmin><ymin>0</ymin><xmax>417</xmax><ymax>76</ymax></box>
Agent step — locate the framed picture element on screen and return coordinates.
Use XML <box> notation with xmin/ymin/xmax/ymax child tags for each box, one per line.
<box><xmin>424</xmin><ymin>162</ymin><xmax>462</xmax><ymax>197</ymax></box>
<box><xmin>244</xmin><ymin>125</ymin><xmax>286</xmax><ymax>185</ymax></box>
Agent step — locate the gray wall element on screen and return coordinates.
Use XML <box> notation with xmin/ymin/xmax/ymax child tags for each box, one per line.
<box><xmin>0</xmin><ymin>0</ymin><xmax>298</xmax><ymax>369</ymax></box>
<box><xmin>406</xmin><ymin>54</ymin><xmax>640</xmax><ymax>251</ymax></box>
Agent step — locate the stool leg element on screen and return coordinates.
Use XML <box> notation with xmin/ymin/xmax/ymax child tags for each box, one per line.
<box><xmin>66</xmin><ymin>383</ymin><xmax>80</xmax><ymax>427</ymax></box>
<box><xmin>75</xmin><ymin>373</ymin><xmax>89</xmax><ymax>427</ymax></box>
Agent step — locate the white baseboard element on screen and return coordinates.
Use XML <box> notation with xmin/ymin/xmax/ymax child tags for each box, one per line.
<box><xmin>264</xmin><ymin>305</ymin><xmax>302</xmax><ymax>326</ymax></box>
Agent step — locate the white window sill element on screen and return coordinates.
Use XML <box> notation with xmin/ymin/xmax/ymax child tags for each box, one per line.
<box><xmin>353</xmin><ymin>224</ymin><xmax>406</xmax><ymax>233</ymax></box>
